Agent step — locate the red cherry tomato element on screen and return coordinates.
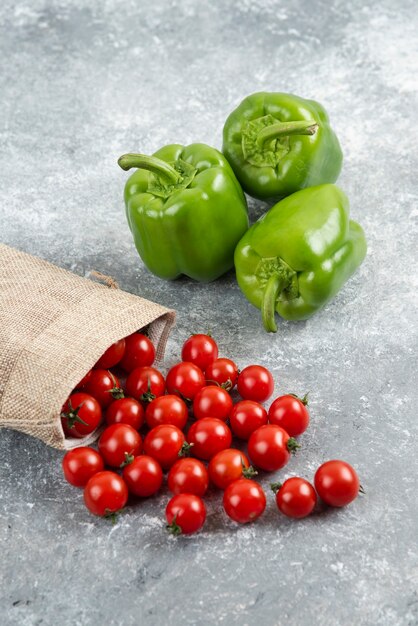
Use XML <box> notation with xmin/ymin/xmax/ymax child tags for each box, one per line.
<box><xmin>75</xmin><ymin>370</ymin><xmax>92</xmax><ymax>390</ymax></box>
<box><xmin>237</xmin><ymin>365</ymin><xmax>274</xmax><ymax>402</ymax></box>
<box><xmin>166</xmin><ymin>494</ymin><xmax>206</xmax><ymax>535</ymax></box>
<box><xmin>193</xmin><ymin>386</ymin><xmax>233</xmax><ymax>422</ymax></box>
<box><xmin>94</xmin><ymin>338</ymin><xmax>126</xmax><ymax>369</ymax></box>
<box><xmin>268</xmin><ymin>394</ymin><xmax>310</xmax><ymax>437</ymax></box>
<box><xmin>98</xmin><ymin>424</ymin><xmax>142</xmax><ymax>468</ymax></box>
<box><xmin>122</xmin><ymin>455</ymin><xmax>163</xmax><ymax>497</ymax></box>
<box><xmin>230</xmin><ymin>400</ymin><xmax>268</xmax><ymax>440</ymax></box>
<box><xmin>205</xmin><ymin>358</ymin><xmax>239</xmax><ymax>390</ymax></box>
<box><xmin>62</xmin><ymin>447</ymin><xmax>104</xmax><ymax>487</ymax></box>
<box><xmin>187</xmin><ymin>417</ymin><xmax>232</xmax><ymax>461</ymax></box>
<box><xmin>168</xmin><ymin>458</ymin><xmax>209</xmax><ymax>497</ymax></box>
<box><xmin>125</xmin><ymin>366</ymin><xmax>165</xmax><ymax>403</ymax></box>
<box><xmin>84</xmin><ymin>471</ymin><xmax>128</xmax><ymax>517</ymax></box>
<box><xmin>143</xmin><ymin>425</ymin><xmax>186</xmax><ymax>470</ymax></box>
<box><xmin>223</xmin><ymin>478</ymin><xmax>266</xmax><ymax>523</ymax></box>
<box><xmin>106</xmin><ymin>397</ymin><xmax>144</xmax><ymax>430</ymax></box>
<box><xmin>61</xmin><ymin>392</ymin><xmax>102</xmax><ymax>438</ymax></box>
<box><xmin>145</xmin><ymin>395</ymin><xmax>188</xmax><ymax>430</ymax></box>
<box><xmin>84</xmin><ymin>369</ymin><xmax>123</xmax><ymax>409</ymax></box>
<box><xmin>166</xmin><ymin>362</ymin><xmax>206</xmax><ymax>401</ymax></box>
<box><xmin>208</xmin><ymin>448</ymin><xmax>254</xmax><ymax>490</ymax></box>
<box><xmin>272</xmin><ymin>477</ymin><xmax>317</xmax><ymax>518</ymax></box>
<box><xmin>181</xmin><ymin>334</ymin><xmax>218</xmax><ymax>371</ymax></box>
<box><xmin>248</xmin><ymin>424</ymin><xmax>299</xmax><ymax>472</ymax></box>
<box><xmin>314</xmin><ymin>460</ymin><xmax>360</xmax><ymax>507</ymax></box>
<box><xmin>120</xmin><ymin>332</ymin><xmax>155</xmax><ymax>372</ymax></box>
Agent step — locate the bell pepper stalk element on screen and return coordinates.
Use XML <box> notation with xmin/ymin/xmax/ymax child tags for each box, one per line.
<box><xmin>255</xmin><ymin>119</ymin><xmax>318</xmax><ymax>148</ymax></box>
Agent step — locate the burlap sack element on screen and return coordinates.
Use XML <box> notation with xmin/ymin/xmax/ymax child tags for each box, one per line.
<box><xmin>0</xmin><ymin>244</ymin><xmax>176</xmax><ymax>450</ymax></box>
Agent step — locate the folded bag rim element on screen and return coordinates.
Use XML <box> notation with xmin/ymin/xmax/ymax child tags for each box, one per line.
<box><xmin>0</xmin><ymin>243</ymin><xmax>176</xmax><ymax>450</ymax></box>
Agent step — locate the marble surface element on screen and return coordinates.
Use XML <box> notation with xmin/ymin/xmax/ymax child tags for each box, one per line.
<box><xmin>1</xmin><ymin>0</ymin><xmax>417</xmax><ymax>624</ymax></box>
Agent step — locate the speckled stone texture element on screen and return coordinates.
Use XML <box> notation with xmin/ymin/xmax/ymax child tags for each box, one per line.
<box><xmin>1</xmin><ymin>0</ymin><xmax>417</xmax><ymax>624</ymax></box>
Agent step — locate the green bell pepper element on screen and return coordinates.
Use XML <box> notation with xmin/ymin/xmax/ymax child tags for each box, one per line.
<box><xmin>118</xmin><ymin>143</ymin><xmax>248</xmax><ymax>282</ymax></box>
<box><xmin>223</xmin><ymin>92</ymin><xmax>343</xmax><ymax>201</ymax></box>
<box><xmin>234</xmin><ymin>184</ymin><xmax>367</xmax><ymax>332</ymax></box>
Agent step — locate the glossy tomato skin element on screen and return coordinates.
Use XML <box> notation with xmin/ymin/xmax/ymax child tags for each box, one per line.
<box><xmin>248</xmin><ymin>425</ymin><xmax>295</xmax><ymax>472</ymax></box>
<box><xmin>106</xmin><ymin>397</ymin><xmax>144</xmax><ymax>430</ymax></box>
<box><xmin>95</xmin><ymin>339</ymin><xmax>126</xmax><ymax>369</ymax></box>
<box><xmin>208</xmin><ymin>448</ymin><xmax>251</xmax><ymax>490</ymax></box>
<box><xmin>193</xmin><ymin>386</ymin><xmax>233</xmax><ymax>422</ymax></box>
<box><xmin>125</xmin><ymin>366</ymin><xmax>165</xmax><ymax>403</ymax></box>
<box><xmin>120</xmin><ymin>333</ymin><xmax>155</xmax><ymax>372</ymax></box>
<box><xmin>75</xmin><ymin>370</ymin><xmax>92</xmax><ymax>390</ymax></box>
<box><xmin>143</xmin><ymin>425</ymin><xmax>185</xmax><ymax>470</ymax></box>
<box><xmin>62</xmin><ymin>447</ymin><xmax>104</xmax><ymax>487</ymax></box>
<box><xmin>314</xmin><ymin>460</ymin><xmax>360</xmax><ymax>507</ymax></box>
<box><xmin>84</xmin><ymin>471</ymin><xmax>128</xmax><ymax>516</ymax></box>
<box><xmin>145</xmin><ymin>395</ymin><xmax>188</xmax><ymax>430</ymax></box>
<box><xmin>268</xmin><ymin>395</ymin><xmax>310</xmax><ymax>437</ymax></box>
<box><xmin>84</xmin><ymin>369</ymin><xmax>122</xmax><ymax>409</ymax></box>
<box><xmin>223</xmin><ymin>479</ymin><xmax>266</xmax><ymax>523</ymax></box>
<box><xmin>166</xmin><ymin>494</ymin><xmax>206</xmax><ymax>535</ymax></box>
<box><xmin>166</xmin><ymin>362</ymin><xmax>206</xmax><ymax>401</ymax></box>
<box><xmin>237</xmin><ymin>365</ymin><xmax>274</xmax><ymax>402</ymax></box>
<box><xmin>205</xmin><ymin>358</ymin><xmax>239</xmax><ymax>390</ymax></box>
<box><xmin>181</xmin><ymin>334</ymin><xmax>218</xmax><ymax>371</ymax></box>
<box><xmin>61</xmin><ymin>392</ymin><xmax>102</xmax><ymax>438</ymax></box>
<box><xmin>187</xmin><ymin>418</ymin><xmax>232</xmax><ymax>461</ymax></box>
<box><xmin>230</xmin><ymin>400</ymin><xmax>268</xmax><ymax>440</ymax></box>
<box><xmin>274</xmin><ymin>477</ymin><xmax>317</xmax><ymax>518</ymax></box>
<box><xmin>98</xmin><ymin>424</ymin><xmax>142</xmax><ymax>468</ymax></box>
<box><xmin>122</xmin><ymin>455</ymin><xmax>163</xmax><ymax>497</ymax></box>
<box><xmin>168</xmin><ymin>458</ymin><xmax>209</xmax><ymax>497</ymax></box>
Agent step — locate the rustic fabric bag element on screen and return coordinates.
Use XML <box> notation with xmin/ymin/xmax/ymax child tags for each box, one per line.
<box><xmin>0</xmin><ymin>244</ymin><xmax>176</xmax><ymax>449</ymax></box>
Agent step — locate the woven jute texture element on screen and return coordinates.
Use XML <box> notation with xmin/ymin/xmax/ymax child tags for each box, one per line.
<box><xmin>0</xmin><ymin>244</ymin><xmax>176</xmax><ymax>450</ymax></box>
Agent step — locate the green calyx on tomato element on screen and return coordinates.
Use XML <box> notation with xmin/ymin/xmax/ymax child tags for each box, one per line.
<box><xmin>107</xmin><ymin>372</ymin><xmax>124</xmax><ymax>400</ymax></box>
<box><xmin>287</xmin><ymin>438</ymin><xmax>300</xmax><ymax>455</ymax></box>
<box><xmin>60</xmin><ymin>400</ymin><xmax>88</xmax><ymax>429</ymax></box>
<box><xmin>241</xmin><ymin>462</ymin><xmax>258</xmax><ymax>479</ymax></box>
<box><xmin>120</xmin><ymin>451</ymin><xmax>135</xmax><ymax>469</ymax></box>
<box><xmin>166</xmin><ymin>515</ymin><xmax>182</xmax><ymax>536</ymax></box>
<box><xmin>288</xmin><ymin>392</ymin><xmax>309</xmax><ymax>406</ymax></box>
<box><xmin>104</xmin><ymin>508</ymin><xmax>120</xmax><ymax>525</ymax></box>
<box><xmin>140</xmin><ymin>378</ymin><xmax>156</xmax><ymax>403</ymax></box>
<box><xmin>109</xmin><ymin>387</ymin><xmax>124</xmax><ymax>400</ymax></box>
<box><xmin>270</xmin><ymin>482</ymin><xmax>283</xmax><ymax>495</ymax></box>
<box><xmin>178</xmin><ymin>442</ymin><xmax>194</xmax><ymax>458</ymax></box>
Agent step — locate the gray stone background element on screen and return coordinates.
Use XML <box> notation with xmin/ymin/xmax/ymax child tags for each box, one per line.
<box><xmin>1</xmin><ymin>0</ymin><xmax>417</xmax><ymax>624</ymax></box>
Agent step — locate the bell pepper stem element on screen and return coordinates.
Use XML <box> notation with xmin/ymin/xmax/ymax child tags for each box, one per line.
<box><xmin>261</xmin><ymin>273</ymin><xmax>286</xmax><ymax>333</ymax></box>
<box><xmin>117</xmin><ymin>153</ymin><xmax>181</xmax><ymax>184</ymax></box>
<box><xmin>257</xmin><ymin>120</ymin><xmax>318</xmax><ymax>148</ymax></box>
